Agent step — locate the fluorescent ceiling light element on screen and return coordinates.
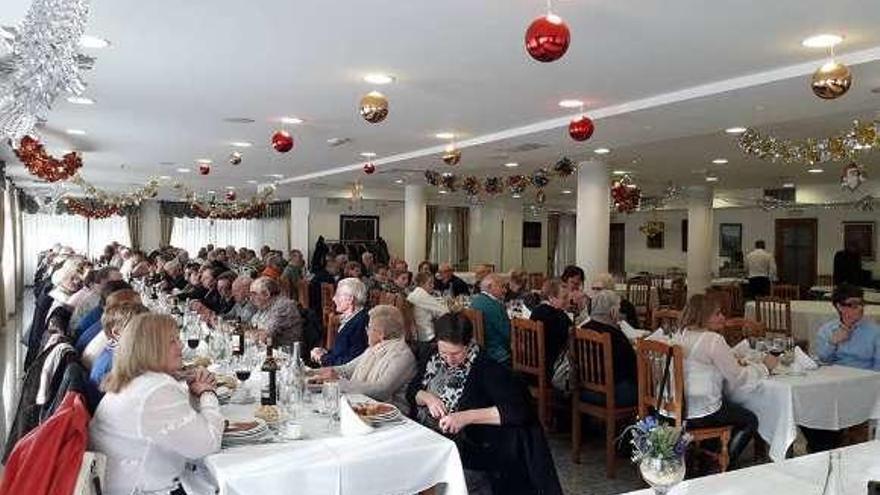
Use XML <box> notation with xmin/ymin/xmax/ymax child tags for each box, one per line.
<box><xmin>394</xmin><ymin>179</ymin><xmax>405</xmax><ymax>184</ymax></box>
<box><xmin>80</xmin><ymin>35</ymin><xmax>110</xmax><ymax>49</ymax></box>
<box><xmin>225</xmin><ymin>186</ymin><xmax>236</xmax><ymax>190</ymax></box>
<box><xmin>65</xmin><ymin>129</ymin><xmax>86</xmax><ymax>135</ymax></box>
<box><xmin>265</xmin><ymin>174</ymin><xmax>284</xmax><ymax>179</ymax></box>
<box><xmin>558</xmin><ymin>99</ymin><xmax>583</xmax><ymax>108</ymax></box>
<box><xmin>807</xmin><ymin>168</ymin><xmax>824</xmax><ymax>174</ymax></box>
<box><xmin>207</xmin><ymin>190</ymin><xmax>216</xmax><ymax>195</ymax></box>
<box><xmin>802</xmin><ymin>34</ymin><xmax>844</xmax><ymax>48</ymax></box>
<box><xmin>176</xmin><ymin>168</ymin><xmax>191</xmax><ymax>173</ymax></box>
<box><xmin>612</xmin><ymin>170</ymin><xmax>628</xmax><ymax>175</ymax></box>
<box><xmin>705</xmin><ymin>176</ymin><xmax>719</xmax><ymax>182</ymax></box>
<box><xmin>247</xmin><ymin>180</ymin><xmax>258</xmax><ymax>184</ymax></box>
<box><xmin>435</xmin><ymin>132</ymin><xmax>455</xmax><ymax>139</ymax></box>
<box><xmin>230</xmin><ymin>141</ymin><xmax>252</xmax><ymax>148</ymax></box>
<box><xmin>196</xmin><ymin>158</ymin><xmax>212</xmax><ymax>164</ymax></box>
<box><xmin>158</xmin><ymin>175</ymin><xmax>171</xmax><ymax>180</ymax></box>
<box><xmin>504</xmin><ymin>162</ymin><xmax>519</xmax><ymax>168</ymax></box>
<box><xmin>280</xmin><ymin>117</ymin><xmax>304</xmax><ymax>124</ymax></box>
<box><xmin>438</xmin><ymin>189</ymin><xmax>448</xmax><ymax>194</ymax></box>
<box><xmin>363</xmin><ymin>73</ymin><xmax>395</xmax><ymax>85</ymax></box>
<box><xmin>782</xmin><ymin>182</ymin><xmax>795</xmax><ymax>188</ymax></box>
<box><xmin>360</xmin><ymin>152</ymin><xmax>377</xmax><ymax>158</ymax></box>
<box><xmin>66</xmin><ymin>96</ymin><xmax>95</xmax><ymax>105</ymax></box>
<box><xmin>512</xmin><ymin>193</ymin><xmax>522</xmax><ymax>198</ymax></box>
<box><xmin>725</xmin><ymin>127</ymin><xmax>747</xmax><ymax>134</ymax></box>
<box><xmin>561</xmin><ymin>189</ymin><xmax>572</xmax><ymax>194</ymax></box>
<box><xmin>593</xmin><ymin>148</ymin><xmax>611</xmax><ymax>155</ymax></box>
<box><xmin>712</xmin><ymin>158</ymin><xmax>729</xmax><ymax>164</ymax></box>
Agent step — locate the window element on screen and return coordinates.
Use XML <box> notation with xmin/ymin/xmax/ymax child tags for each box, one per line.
<box><xmin>340</xmin><ymin>215</ymin><xmax>379</xmax><ymax>242</ymax></box>
<box><xmin>719</xmin><ymin>223</ymin><xmax>743</xmax><ymax>258</ymax></box>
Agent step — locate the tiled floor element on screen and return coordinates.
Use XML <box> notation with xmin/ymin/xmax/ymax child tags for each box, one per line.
<box><xmin>547</xmin><ymin>431</ymin><xmax>645</xmax><ymax>495</ymax></box>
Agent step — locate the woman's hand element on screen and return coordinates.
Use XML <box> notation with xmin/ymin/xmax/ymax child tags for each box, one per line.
<box><xmin>310</xmin><ymin>347</ymin><xmax>327</xmax><ymax>363</ymax></box>
<box><xmin>313</xmin><ymin>367</ymin><xmax>337</xmax><ymax>381</ymax></box>
<box><xmin>439</xmin><ymin>412</ymin><xmax>469</xmax><ymax>434</ymax></box>
<box><xmin>416</xmin><ymin>390</ymin><xmax>447</xmax><ymax>419</ymax></box>
<box><xmin>763</xmin><ymin>354</ymin><xmax>780</xmax><ymax>371</ymax></box>
<box><xmin>188</xmin><ymin>367</ymin><xmax>216</xmax><ymax>397</ymax></box>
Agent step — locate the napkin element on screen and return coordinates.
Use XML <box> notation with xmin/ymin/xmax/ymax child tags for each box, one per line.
<box><xmin>619</xmin><ymin>320</ymin><xmax>649</xmax><ymax>340</ymax></box>
<box><xmin>339</xmin><ymin>395</ymin><xmax>374</xmax><ymax>437</ymax></box>
<box><xmin>731</xmin><ymin>339</ymin><xmax>750</xmax><ymax>357</ymax></box>
<box><xmin>792</xmin><ymin>346</ymin><xmax>818</xmax><ymax>372</ymax></box>
<box><xmin>646</xmin><ymin>328</ymin><xmax>668</xmax><ymax>342</ymax></box>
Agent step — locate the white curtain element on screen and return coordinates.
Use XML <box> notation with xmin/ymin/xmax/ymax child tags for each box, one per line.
<box><xmin>22</xmin><ymin>213</ymin><xmax>88</xmax><ymax>284</ymax></box>
<box><xmin>553</xmin><ymin>213</ymin><xmax>576</xmax><ymax>276</ymax></box>
<box><xmin>171</xmin><ymin>217</ymin><xmax>289</xmax><ymax>256</ymax></box>
<box><xmin>88</xmin><ymin>215</ymin><xmax>131</xmax><ymax>259</ymax></box>
<box><xmin>429</xmin><ymin>207</ymin><xmax>462</xmax><ymax>265</ymax></box>
<box><xmin>3</xmin><ymin>186</ymin><xmax>15</xmax><ymax>317</ymax></box>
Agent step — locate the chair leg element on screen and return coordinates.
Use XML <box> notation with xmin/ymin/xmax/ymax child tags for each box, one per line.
<box><xmin>572</xmin><ymin>406</ymin><xmax>582</xmax><ymax>464</ymax></box>
<box><xmin>718</xmin><ymin>431</ymin><xmax>731</xmax><ymax>472</ymax></box>
<box><xmin>606</xmin><ymin>416</ymin><xmax>617</xmax><ymax>478</ymax></box>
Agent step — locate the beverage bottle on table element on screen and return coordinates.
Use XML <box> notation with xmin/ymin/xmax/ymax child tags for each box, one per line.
<box><xmin>230</xmin><ymin>321</ymin><xmax>244</xmax><ymax>356</ymax></box>
<box><xmin>261</xmin><ymin>341</ymin><xmax>279</xmax><ymax>406</ymax></box>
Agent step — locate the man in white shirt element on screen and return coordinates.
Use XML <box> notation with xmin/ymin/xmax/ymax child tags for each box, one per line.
<box><xmin>745</xmin><ymin>240</ymin><xmax>776</xmax><ymax>297</ymax></box>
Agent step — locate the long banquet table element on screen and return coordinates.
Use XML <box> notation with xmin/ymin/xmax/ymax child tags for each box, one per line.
<box><xmin>731</xmin><ymin>365</ymin><xmax>880</xmax><ymax>462</ymax></box>
<box><xmin>744</xmin><ymin>300</ymin><xmax>880</xmax><ymax>350</ymax></box>
<box><xmin>202</xmin><ymin>394</ymin><xmax>467</xmax><ymax>495</ymax></box>
<box><xmin>621</xmin><ymin>440</ymin><xmax>880</xmax><ymax>495</ymax></box>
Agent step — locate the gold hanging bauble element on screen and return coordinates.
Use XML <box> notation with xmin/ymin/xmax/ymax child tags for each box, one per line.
<box><xmin>442</xmin><ymin>148</ymin><xmax>462</xmax><ymax>166</ymax></box>
<box><xmin>811</xmin><ymin>61</ymin><xmax>852</xmax><ymax>100</ymax></box>
<box><xmin>359</xmin><ymin>91</ymin><xmax>389</xmax><ymax>124</ymax></box>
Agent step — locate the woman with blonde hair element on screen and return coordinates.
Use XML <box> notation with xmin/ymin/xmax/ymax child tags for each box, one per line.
<box><xmin>90</xmin><ymin>313</ymin><xmax>222</xmax><ymax>495</ymax></box>
<box><xmin>672</xmin><ymin>293</ymin><xmax>777</xmax><ymax>468</ymax></box>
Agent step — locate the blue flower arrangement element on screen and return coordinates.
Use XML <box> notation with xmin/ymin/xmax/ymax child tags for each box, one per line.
<box><xmin>622</xmin><ymin>416</ymin><xmax>692</xmax><ymax>462</ymax></box>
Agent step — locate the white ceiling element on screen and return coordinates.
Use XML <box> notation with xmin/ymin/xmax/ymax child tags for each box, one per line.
<box><xmin>3</xmin><ymin>0</ymin><xmax>880</xmax><ymax>205</ymax></box>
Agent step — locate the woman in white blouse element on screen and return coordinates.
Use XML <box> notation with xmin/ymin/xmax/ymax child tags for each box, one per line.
<box><xmin>406</xmin><ymin>272</ymin><xmax>450</xmax><ymax>342</ymax></box>
<box><xmin>673</xmin><ymin>294</ymin><xmax>778</xmax><ymax>468</ymax></box>
<box><xmin>90</xmin><ymin>313</ymin><xmax>223</xmax><ymax>495</ymax></box>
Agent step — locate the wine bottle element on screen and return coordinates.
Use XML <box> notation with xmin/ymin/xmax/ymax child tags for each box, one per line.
<box><xmin>230</xmin><ymin>322</ymin><xmax>244</xmax><ymax>356</ymax></box>
<box><xmin>261</xmin><ymin>343</ymin><xmax>279</xmax><ymax>406</ymax></box>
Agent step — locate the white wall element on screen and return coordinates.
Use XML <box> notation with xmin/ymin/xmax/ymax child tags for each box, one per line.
<box><xmin>522</xmin><ymin>212</ymin><xmax>548</xmax><ymax>273</ymax></box>
<box><xmin>468</xmin><ymin>205</ymin><xmax>503</xmax><ymax>269</ymax></box>
<box><xmin>307</xmin><ymin>198</ymin><xmax>405</xmax><ymax>258</ymax></box>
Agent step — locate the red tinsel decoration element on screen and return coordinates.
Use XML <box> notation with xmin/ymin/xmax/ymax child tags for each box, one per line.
<box><xmin>62</xmin><ymin>197</ymin><xmax>119</xmax><ymax>218</ymax></box>
<box><xmin>14</xmin><ymin>136</ymin><xmax>83</xmax><ymax>182</ymax></box>
<box><xmin>611</xmin><ymin>176</ymin><xmax>641</xmax><ymax>213</ymax></box>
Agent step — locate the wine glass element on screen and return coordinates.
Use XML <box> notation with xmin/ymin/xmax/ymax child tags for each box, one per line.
<box><xmin>322</xmin><ymin>381</ymin><xmax>340</xmax><ymax>431</ymax></box>
<box><xmin>232</xmin><ymin>354</ymin><xmax>253</xmax><ymax>403</ymax></box>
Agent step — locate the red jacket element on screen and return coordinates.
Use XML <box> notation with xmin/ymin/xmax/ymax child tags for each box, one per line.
<box><xmin>1</xmin><ymin>392</ymin><xmax>90</xmax><ymax>495</ymax></box>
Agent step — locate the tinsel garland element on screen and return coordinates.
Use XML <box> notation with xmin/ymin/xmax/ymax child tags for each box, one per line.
<box><xmin>424</xmin><ymin>157</ymin><xmax>576</xmax><ymax>199</ymax></box>
<box><xmin>60</xmin><ymin>196</ymin><xmax>121</xmax><ymax>218</ymax></box>
<box><xmin>172</xmin><ymin>182</ymin><xmax>276</xmax><ymax>219</ymax></box>
<box><xmin>738</xmin><ymin>120</ymin><xmax>879</xmax><ymax>166</ymax></box>
<box><xmin>69</xmin><ymin>173</ymin><xmax>160</xmax><ymax>207</ymax></box>
<box><xmin>14</xmin><ymin>135</ymin><xmax>82</xmax><ymax>182</ymax></box>
<box><xmin>611</xmin><ymin>175</ymin><xmax>641</xmax><ymax>213</ymax></box>
<box><xmin>0</xmin><ymin>0</ymin><xmax>91</xmax><ymax>139</ymax></box>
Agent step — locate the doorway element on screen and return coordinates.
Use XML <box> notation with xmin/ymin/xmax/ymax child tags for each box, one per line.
<box><xmin>774</xmin><ymin>218</ymin><xmax>818</xmax><ymax>291</ymax></box>
<box><xmin>609</xmin><ymin>223</ymin><xmax>625</xmax><ymax>276</ymax></box>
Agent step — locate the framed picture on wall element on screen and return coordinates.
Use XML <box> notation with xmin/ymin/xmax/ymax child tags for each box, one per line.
<box><xmin>646</xmin><ymin>228</ymin><xmax>664</xmax><ymax>249</ymax></box>
<box><xmin>523</xmin><ymin>221</ymin><xmax>542</xmax><ymax>248</ymax></box>
<box><xmin>719</xmin><ymin>223</ymin><xmax>743</xmax><ymax>258</ymax></box>
<box><xmin>340</xmin><ymin>215</ymin><xmax>379</xmax><ymax>241</ymax></box>
<box><xmin>844</xmin><ymin>221</ymin><xmax>875</xmax><ymax>261</ymax></box>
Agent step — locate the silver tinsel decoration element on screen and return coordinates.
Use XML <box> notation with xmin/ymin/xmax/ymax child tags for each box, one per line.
<box><xmin>0</xmin><ymin>0</ymin><xmax>91</xmax><ymax>140</ymax></box>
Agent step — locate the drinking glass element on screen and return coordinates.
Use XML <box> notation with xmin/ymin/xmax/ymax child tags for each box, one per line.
<box><xmin>322</xmin><ymin>381</ymin><xmax>340</xmax><ymax>431</ymax></box>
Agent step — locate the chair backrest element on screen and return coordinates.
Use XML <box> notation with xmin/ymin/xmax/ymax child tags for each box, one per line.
<box><xmin>771</xmin><ymin>284</ymin><xmax>800</xmax><ymax>301</ymax></box>
<box><xmin>528</xmin><ymin>272</ymin><xmax>546</xmax><ymax>291</ymax></box>
<box><xmin>321</xmin><ymin>283</ymin><xmax>335</xmax><ymax>310</ymax></box>
<box><xmin>296</xmin><ymin>280</ymin><xmax>309</xmax><ymax>309</ymax></box>
<box><xmin>816</xmin><ymin>275</ymin><xmax>833</xmax><ymax>287</ymax></box>
<box><xmin>635</xmin><ymin>339</ymin><xmax>685</xmax><ymax>425</ymax></box>
<box><xmin>571</xmin><ymin>328</ymin><xmax>616</xmax><ymax>408</ymax></box>
<box><xmin>651</xmin><ymin>308</ymin><xmax>682</xmax><ymax>332</ymax></box>
<box><xmin>461</xmin><ymin>307</ymin><xmax>485</xmax><ymax>346</ymax></box>
<box><xmin>510</xmin><ymin>317</ymin><xmax>546</xmax><ymax>382</ymax></box>
<box><xmin>649</xmin><ymin>275</ymin><xmax>667</xmax><ymax>290</ymax></box>
<box><xmin>627</xmin><ymin>281</ymin><xmax>651</xmax><ymax>307</ymax></box>
<box><xmin>379</xmin><ymin>291</ymin><xmax>398</xmax><ymax>306</ymax></box>
<box><xmin>754</xmin><ymin>297</ymin><xmax>792</xmax><ymax>335</ymax></box>
<box><xmin>325</xmin><ymin>312</ymin><xmax>340</xmax><ymax>349</ymax></box>
<box><xmin>718</xmin><ymin>284</ymin><xmax>744</xmax><ymax>316</ymax></box>
<box><xmin>706</xmin><ymin>287</ymin><xmax>734</xmax><ymax>318</ymax></box>
<box><xmin>368</xmin><ymin>289</ymin><xmax>382</xmax><ymax>308</ymax></box>
<box><xmin>720</xmin><ymin>317</ymin><xmax>766</xmax><ymax>346</ymax></box>
<box><xmin>670</xmin><ymin>278</ymin><xmax>687</xmax><ymax>310</ymax></box>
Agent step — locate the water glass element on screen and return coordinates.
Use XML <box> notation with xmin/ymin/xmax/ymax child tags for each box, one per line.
<box><xmin>322</xmin><ymin>381</ymin><xmax>340</xmax><ymax>430</ymax></box>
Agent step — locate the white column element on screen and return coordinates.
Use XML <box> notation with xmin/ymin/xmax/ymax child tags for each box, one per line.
<box><xmin>686</xmin><ymin>186</ymin><xmax>714</xmax><ymax>296</ymax></box>
<box><xmin>290</xmin><ymin>197</ymin><xmax>310</xmax><ymax>260</ymax></box>
<box><xmin>139</xmin><ymin>200</ymin><xmax>161</xmax><ymax>252</ymax></box>
<box><xmin>501</xmin><ymin>201</ymin><xmax>523</xmax><ymax>272</ymax></box>
<box><xmin>404</xmin><ymin>185</ymin><xmax>427</xmax><ymax>271</ymax></box>
<box><xmin>575</xmin><ymin>160</ymin><xmax>610</xmax><ymax>282</ymax></box>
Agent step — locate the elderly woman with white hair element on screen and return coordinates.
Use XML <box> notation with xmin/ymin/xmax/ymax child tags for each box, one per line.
<box><xmin>313</xmin><ymin>305</ymin><xmax>416</xmax><ymax>413</ymax></box>
<box><xmin>25</xmin><ymin>257</ymin><xmax>86</xmax><ymax>368</ymax></box>
<box><xmin>310</xmin><ymin>277</ymin><xmax>370</xmax><ymax>366</ymax></box>
<box><xmin>579</xmin><ymin>289</ymin><xmax>638</xmax><ymax>407</ymax></box>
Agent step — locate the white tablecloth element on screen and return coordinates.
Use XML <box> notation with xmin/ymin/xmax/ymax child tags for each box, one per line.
<box><xmin>809</xmin><ymin>285</ymin><xmax>880</xmax><ymax>304</ymax></box>
<box><xmin>731</xmin><ymin>365</ymin><xmax>880</xmax><ymax>462</ymax></box>
<box><xmin>744</xmin><ymin>300</ymin><xmax>880</xmax><ymax>350</ymax></box>
<box><xmin>204</xmin><ymin>396</ymin><xmax>467</xmax><ymax>495</ymax></box>
<box><xmin>621</xmin><ymin>440</ymin><xmax>880</xmax><ymax>495</ymax></box>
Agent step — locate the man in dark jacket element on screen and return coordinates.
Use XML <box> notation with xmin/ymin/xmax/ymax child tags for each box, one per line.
<box><xmin>435</xmin><ymin>262</ymin><xmax>470</xmax><ymax>296</ymax></box>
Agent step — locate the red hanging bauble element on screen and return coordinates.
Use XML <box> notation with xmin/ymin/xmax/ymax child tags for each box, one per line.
<box><xmin>225</xmin><ymin>190</ymin><xmax>237</xmax><ymax>201</ymax></box>
<box><xmin>363</xmin><ymin>162</ymin><xmax>376</xmax><ymax>175</ymax></box>
<box><xmin>271</xmin><ymin>130</ymin><xmax>294</xmax><ymax>153</ymax></box>
<box><xmin>199</xmin><ymin>162</ymin><xmax>211</xmax><ymax>175</ymax></box>
<box><xmin>568</xmin><ymin>116</ymin><xmax>595</xmax><ymax>142</ymax></box>
<box><xmin>525</xmin><ymin>13</ymin><xmax>570</xmax><ymax>63</ymax></box>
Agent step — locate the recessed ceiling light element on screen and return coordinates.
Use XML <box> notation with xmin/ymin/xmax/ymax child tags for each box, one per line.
<box><xmin>280</xmin><ymin>116</ymin><xmax>304</xmax><ymax>125</ymax></box>
<box><xmin>394</xmin><ymin>179</ymin><xmax>405</xmax><ymax>184</ymax></box>
<box><xmin>265</xmin><ymin>174</ymin><xmax>284</xmax><ymax>179</ymax></box>
<box><xmin>504</xmin><ymin>162</ymin><xmax>519</xmax><ymax>168</ymax></box>
<box><xmin>360</xmin><ymin>152</ymin><xmax>377</xmax><ymax>158</ymax></box>
<box><xmin>225</xmin><ymin>186</ymin><xmax>236</xmax><ymax>190</ymax></box>
<box><xmin>782</xmin><ymin>182</ymin><xmax>795</xmax><ymax>188</ymax></box>
<box><xmin>66</xmin><ymin>96</ymin><xmax>95</xmax><ymax>105</ymax></box>
<box><xmin>230</xmin><ymin>141</ymin><xmax>252</xmax><ymax>148</ymax></box>
<box><xmin>158</xmin><ymin>175</ymin><xmax>171</xmax><ymax>180</ymax></box>
<box><xmin>593</xmin><ymin>148</ymin><xmax>611</xmax><ymax>155</ymax></box>
<box><xmin>561</xmin><ymin>189</ymin><xmax>572</xmax><ymax>194</ymax></box>
<box><xmin>725</xmin><ymin>127</ymin><xmax>748</xmax><ymax>134</ymax></box>
<box><xmin>207</xmin><ymin>190</ymin><xmax>216</xmax><ymax>195</ymax></box>
<box><xmin>246</xmin><ymin>180</ymin><xmax>258</xmax><ymax>185</ymax></box>
<box><xmin>80</xmin><ymin>35</ymin><xmax>110</xmax><ymax>49</ymax></box>
<box><xmin>65</xmin><ymin>129</ymin><xmax>86</xmax><ymax>135</ymax></box>
<box><xmin>512</xmin><ymin>193</ymin><xmax>522</xmax><ymax>199</ymax></box>
<box><xmin>712</xmin><ymin>158</ymin><xmax>729</xmax><ymax>165</ymax></box>
<box><xmin>435</xmin><ymin>132</ymin><xmax>455</xmax><ymax>139</ymax></box>
<box><xmin>802</xmin><ymin>34</ymin><xmax>844</xmax><ymax>48</ymax></box>
<box><xmin>363</xmin><ymin>73</ymin><xmax>395</xmax><ymax>85</ymax></box>
<box><xmin>705</xmin><ymin>176</ymin><xmax>719</xmax><ymax>183</ymax></box>
<box><xmin>223</xmin><ymin>117</ymin><xmax>255</xmax><ymax>124</ymax></box>
<box><xmin>438</xmin><ymin>189</ymin><xmax>449</xmax><ymax>194</ymax></box>
<box><xmin>176</xmin><ymin>168</ymin><xmax>191</xmax><ymax>173</ymax></box>
<box><xmin>807</xmin><ymin>168</ymin><xmax>824</xmax><ymax>174</ymax></box>
<box><xmin>612</xmin><ymin>170</ymin><xmax>628</xmax><ymax>175</ymax></box>
<box><xmin>558</xmin><ymin>99</ymin><xmax>583</xmax><ymax>108</ymax></box>
<box><xmin>196</xmin><ymin>158</ymin><xmax>212</xmax><ymax>164</ymax></box>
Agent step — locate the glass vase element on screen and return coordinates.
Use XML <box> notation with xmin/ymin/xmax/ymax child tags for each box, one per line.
<box><xmin>639</xmin><ymin>455</ymin><xmax>686</xmax><ymax>495</ymax></box>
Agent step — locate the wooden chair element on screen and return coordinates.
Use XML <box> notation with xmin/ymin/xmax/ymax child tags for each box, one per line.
<box><xmin>651</xmin><ymin>308</ymin><xmax>681</xmax><ymax>332</ymax></box>
<box><xmin>379</xmin><ymin>291</ymin><xmax>399</xmax><ymax>306</ymax></box>
<box><xmin>627</xmin><ymin>280</ymin><xmax>653</xmax><ymax>328</ymax></box>
<box><xmin>510</xmin><ymin>317</ymin><xmax>551</xmax><ymax>429</ymax></box>
<box><xmin>720</xmin><ymin>318</ymin><xmax>766</xmax><ymax>347</ymax></box>
<box><xmin>770</xmin><ymin>284</ymin><xmax>800</xmax><ymax>301</ymax></box>
<box><xmin>296</xmin><ymin>279</ymin><xmax>309</xmax><ymax>309</ymax></box>
<box><xmin>528</xmin><ymin>272</ymin><xmax>546</xmax><ymax>292</ymax></box>
<box><xmin>636</xmin><ymin>339</ymin><xmax>731</xmax><ymax>473</ymax></box>
<box><xmin>368</xmin><ymin>289</ymin><xmax>383</xmax><ymax>308</ymax></box>
<box><xmin>816</xmin><ymin>275</ymin><xmax>833</xmax><ymax>287</ymax></box>
<box><xmin>670</xmin><ymin>278</ymin><xmax>687</xmax><ymax>310</ymax></box>
<box><xmin>571</xmin><ymin>328</ymin><xmax>637</xmax><ymax>478</ymax></box>
<box><xmin>325</xmin><ymin>313</ymin><xmax>340</xmax><ymax>350</ymax></box>
<box><xmin>717</xmin><ymin>284</ymin><xmax>744</xmax><ymax>317</ymax></box>
<box><xmin>754</xmin><ymin>297</ymin><xmax>792</xmax><ymax>336</ymax></box>
<box><xmin>706</xmin><ymin>288</ymin><xmax>734</xmax><ymax>318</ymax></box>
<box><xmin>460</xmin><ymin>308</ymin><xmax>485</xmax><ymax>347</ymax></box>
<box><xmin>320</xmin><ymin>283</ymin><xmax>335</xmax><ymax>312</ymax></box>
